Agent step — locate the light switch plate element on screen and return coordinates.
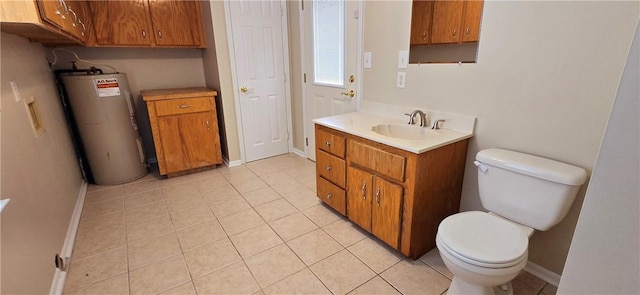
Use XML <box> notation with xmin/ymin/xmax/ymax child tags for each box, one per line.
<box><xmin>397</xmin><ymin>72</ymin><xmax>406</xmax><ymax>88</ymax></box>
<box><xmin>364</xmin><ymin>52</ymin><xmax>372</xmax><ymax>69</ymax></box>
<box><xmin>398</xmin><ymin>50</ymin><xmax>409</xmax><ymax>69</ymax></box>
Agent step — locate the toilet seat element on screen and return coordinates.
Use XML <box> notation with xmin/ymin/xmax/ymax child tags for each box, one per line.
<box><xmin>438</xmin><ymin>211</ymin><xmax>529</xmax><ymax>269</ymax></box>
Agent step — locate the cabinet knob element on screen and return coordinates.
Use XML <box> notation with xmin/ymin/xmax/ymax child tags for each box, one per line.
<box><xmin>157</xmin><ymin>30</ymin><xmax>162</xmax><ymax>39</ymax></box>
<box><xmin>142</xmin><ymin>29</ymin><xmax>147</xmax><ymax>38</ymax></box>
<box><xmin>422</xmin><ymin>31</ymin><xmax>426</xmax><ymax>40</ymax></box>
<box><xmin>206</xmin><ymin>118</ymin><xmax>210</xmax><ymax>131</ymax></box>
<box><xmin>325</xmin><ymin>166</ymin><xmax>332</xmax><ymax>171</ymax></box>
<box><xmin>453</xmin><ymin>28</ymin><xmax>457</xmax><ymax>39</ymax></box>
<box><xmin>465</xmin><ymin>27</ymin><xmax>470</xmax><ymax>37</ymax></box>
<box><xmin>375</xmin><ymin>187</ymin><xmax>381</xmax><ymax>207</ymax></box>
<box><xmin>361</xmin><ymin>181</ymin><xmax>367</xmax><ymax>200</ymax></box>
<box><xmin>325</xmin><ymin>141</ymin><xmax>331</xmax><ymax>147</ymax></box>
<box><xmin>326</xmin><ymin>194</ymin><xmax>332</xmax><ymax>199</ymax></box>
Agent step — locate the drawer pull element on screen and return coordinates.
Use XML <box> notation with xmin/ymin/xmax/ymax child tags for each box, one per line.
<box><xmin>177</xmin><ymin>104</ymin><xmax>191</xmax><ymax>109</ymax></box>
<box><xmin>325</xmin><ymin>166</ymin><xmax>332</xmax><ymax>171</ymax></box>
<box><xmin>375</xmin><ymin>187</ymin><xmax>381</xmax><ymax>207</ymax></box>
<box><xmin>325</xmin><ymin>141</ymin><xmax>331</xmax><ymax>147</ymax></box>
<box><xmin>361</xmin><ymin>181</ymin><xmax>367</xmax><ymax>200</ymax></box>
<box><xmin>326</xmin><ymin>194</ymin><xmax>332</xmax><ymax>199</ymax></box>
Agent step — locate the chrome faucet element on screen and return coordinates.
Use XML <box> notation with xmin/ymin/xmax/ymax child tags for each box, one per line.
<box><xmin>406</xmin><ymin>110</ymin><xmax>427</xmax><ymax>127</ymax></box>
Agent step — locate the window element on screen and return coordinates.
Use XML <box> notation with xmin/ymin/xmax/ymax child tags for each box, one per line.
<box><xmin>313</xmin><ymin>0</ymin><xmax>344</xmax><ymax>87</ymax></box>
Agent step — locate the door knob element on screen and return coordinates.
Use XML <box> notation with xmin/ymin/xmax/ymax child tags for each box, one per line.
<box><xmin>341</xmin><ymin>90</ymin><xmax>355</xmax><ymax>98</ymax></box>
<box><xmin>240</xmin><ymin>86</ymin><xmax>248</xmax><ymax>93</ymax></box>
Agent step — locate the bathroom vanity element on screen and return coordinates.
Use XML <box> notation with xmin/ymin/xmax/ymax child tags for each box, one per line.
<box><xmin>314</xmin><ymin>111</ymin><xmax>474</xmax><ymax>259</ymax></box>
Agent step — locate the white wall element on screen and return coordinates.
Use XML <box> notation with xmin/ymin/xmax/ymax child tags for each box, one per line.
<box><xmin>1</xmin><ymin>32</ymin><xmax>83</xmax><ymax>295</ymax></box>
<box><xmin>362</xmin><ymin>1</ymin><xmax>639</xmax><ymax>274</ymax></box>
<box><xmin>559</xmin><ymin>20</ymin><xmax>639</xmax><ymax>294</ymax></box>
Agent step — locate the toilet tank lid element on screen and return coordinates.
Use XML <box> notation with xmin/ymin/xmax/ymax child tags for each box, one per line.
<box><xmin>476</xmin><ymin>149</ymin><xmax>587</xmax><ymax>185</ymax></box>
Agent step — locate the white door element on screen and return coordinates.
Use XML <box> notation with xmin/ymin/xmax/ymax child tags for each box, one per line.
<box><xmin>303</xmin><ymin>0</ymin><xmax>361</xmax><ymax>161</ymax></box>
<box><xmin>229</xmin><ymin>0</ymin><xmax>290</xmax><ymax>162</ymax></box>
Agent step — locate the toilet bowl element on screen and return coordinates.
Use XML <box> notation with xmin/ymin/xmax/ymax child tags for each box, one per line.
<box><xmin>435</xmin><ymin>149</ymin><xmax>587</xmax><ymax>295</ymax></box>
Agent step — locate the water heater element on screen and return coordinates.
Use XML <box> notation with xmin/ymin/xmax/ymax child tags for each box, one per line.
<box><xmin>61</xmin><ymin>73</ymin><xmax>148</xmax><ymax>185</ymax></box>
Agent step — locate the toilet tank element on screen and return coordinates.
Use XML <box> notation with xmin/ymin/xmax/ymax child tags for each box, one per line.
<box><xmin>475</xmin><ymin>149</ymin><xmax>587</xmax><ymax>231</ymax></box>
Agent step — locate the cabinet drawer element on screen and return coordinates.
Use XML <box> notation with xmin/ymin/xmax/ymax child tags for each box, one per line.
<box><xmin>316</xmin><ymin>126</ymin><xmax>346</xmax><ymax>158</ymax></box>
<box><xmin>348</xmin><ymin>140</ymin><xmax>406</xmax><ymax>183</ymax></box>
<box><xmin>317</xmin><ymin>177</ymin><xmax>346</xmax><ymax>215</ymax></box>
<box><xmin>153</xmin><ymin>97</ymin><xmax>212</xmax><ymax>116</ymax></box>
<box><xmin>316</xmin><ymin>150</ymin><xmax>346</xmax><ymax>188</ymax></box>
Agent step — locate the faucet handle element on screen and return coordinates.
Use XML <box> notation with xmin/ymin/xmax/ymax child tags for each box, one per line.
<box><xmin>432</xmin><ymin>119</ymin><xmax>446</xmax><ymax>130</ymax></box>
<box><xmin>404</xmin><ymin>113</ymin><xmax>415</xmax><ymax>125</ymax></box>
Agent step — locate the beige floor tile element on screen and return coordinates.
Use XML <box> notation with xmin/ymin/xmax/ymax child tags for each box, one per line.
<box><xmin>124</xmin><ymin>189</ymin><xmax>163</xmax><ymax>209</ymax></box>
<box><xmin>200</xmin><ymin>182</ymin><xmax>240</xmax><ymax>203</ymax></box>
<box><xmin>176</xmin><ymin>219</ymin><xmax>227</xmax><ymax>251</ymax></box>
<box><xmin>162</xmin><ymin>192</ymin><xmax>207</xmax><ymax>212</ymax></box>
<box><xmin>194</xmin><ymin>261</ymin><xmax>260</xmax><ymax>295</ymax></box>
<box><xmin>244</xmin><ymin>244</ymin><xmax>306</xmax><ymax>288</ymax></box>
<box><xmin>541</xmin><ymin>283</ymin><xmax>558</xmax><ymax>295</ymax></box>
<box><xmin>348</xmin><ymin>276</ymin><xmax>401</xmax><ymax>295</ymax></box>
<box><xmin>287</xmin><ymin>229</ymin><xmax>343</xmax><ymax>266</ymax></box>
<box><xmin>512</xmin><ymin>279</ymin><xmax>542</xmax><ymax>295</ymax></box>
<box><xmin>302</xmin><ymin>204</ymin><xmax>342</xmax><ymax>227</ymax></box>
<box><xmin>309</xmin><ymin>250</ymin><xmax>376</xmax><ymax>294</ymax></box>
<box><xmin>269</xmin><ymin>212</ymin><xmax>319</xmax><ymax>241</ymax></box>
<box><xmin>515</xmin><ymin>271</ymin><xmax>547</xmax><ymax>291</ymax></box>
<box><xmin>230</xmin><ymin>224</ymin><xmax>283</xmax><ymax>258</ymax></box>
<box><xmin>252</xmin><ymin>290</ymin><xmax>265</xmax><ymax>295</ymax></box>
<box><xmin>219</xmin><ymin>208</ymin><xmax>266</xmax><ymax>236</ymax></box>
<box><xmin>128</xmin><ymin>232</ymin><xmax>182</xmax><ymax>270</ymax></box>
<box><xmin>323</xmin><ymin>219</ymin><xmax>368</xmax><ymax>247</ymax></box>
<box><xmin>282</xmin><ymin>161</ymin><xmax>316</xmax><ymax>179</ymax></box>
<box><xmin>419</xmin><ymin>248</ymin><xmax>453</xmax><ymax>279</ymax></box>
<box><xmin>270</xmin><ymin>181</ymin><xmax>309</xmax><ymax>197</ymax></box>
<box><xmin>85</xmin><ymin>186</ymin><xmax>124</xmax><ymax>204</ymax></box>
<box><xmin>282</xmin><ymin>188</ymin><xmax>322</xmax><ymax>211</ymax></box>
<box><xmin>73</xmin><ymin>212</ymin><xmax>126</xmax><ymax>260</ymax></box>
<box><xmin>184</xmin><ymin>238</ymin><xmax>241</xmax><ymax>278</ymax></box>
<box><xmin>126</xmin><ymin>214</ymin><xmax>174</xmax><ymax>242</ymax></box>
<box><xmin>209</xmin><ymin>194</ymin><xmax>252</xmax><ymax>217</ymax></box>
<box><xmin>381</xmin><ymin>260</ymin><xmax>450</xmax><ymax>295</ymax></box>
<box><xmin>259</xmin><ymin>171</ymin><xmax>297</xmax><ymax>186</ymax></box>
<box><xmin>159</xmin><ymin>282</ymin><xmax>196</xmax><ymax>295</ymax></box>
<box><xmin>347</xmin><ymin>238</ymin><xmax>403</xmax><ymax>273</ymax></box>
<box><xmin>125</xmin><ymin>200</ymin><xmax>168</xmax><ymax>225</ymax></box>
<box><xmin>230</xmin><ymin>176</ymin><xmax>269</xmax><ymax>194</ymax></box>
<box><xmin>296</xmin><ymin>172</ymin><xmax>317</xmax><ymax>191</ymax></box>
<box><xmin>242</xmin><ymin>187</ymin><xmax>281</xmax><ymax>206</ymax></box>
<box><xmin>81</xmin><ymin>198</ymin><xmax>124</xmax><ymax>219</ymax></box>
<box><xmin>169</xmin><ymin>205</ymin><xmax>215</xmax><ymax>229</ymax></box>
<box><xmin>247</xmin><ymin>159</ymin><xmax>283</xmax><ymax>176</ymax></box>
<box><xmin>129</xmin><ymin>255</ymin><xmax>191</xmax><ymax>295</ymax></box>
<box><xmin>65</xmin><ymin>247</ymin><xmax>128</xmax><ymax>292</ymax></box>
<box><xmin>87</xmin><ymin>183</ymin><xmax>121</xmax><ymax>193</ymax></box>
<box><xmin>161</xmin><ymin>182</ymin><xmax>199</xmax><ymax>199</ymax></box>
<box><xmin>254</xmin><ymin>198</ymin><xmax>298</xmax><ymax>222</ymax></box>
<box><xmin>221</xmin><ymin>166</ymin><xmax>257</xmax><ymax>179</ymax></box>
<box><xmin>123</xmin><ymin>179</ymin><xmax>160</xmax><ymax>195</ymax></box>
<box><xmin>64</xmin><ymin>273</ymin><xmax>129</xmax><ymax>295</ymax></box>
<box><xmin>263</xmin><ymin>268</ymin><xmax>331</xmax><ymax>295</ymax></box>
<box><xmin>192</xmin><ymin>174</ymin><xmax>229</xmax><ymax>192</ymax></box>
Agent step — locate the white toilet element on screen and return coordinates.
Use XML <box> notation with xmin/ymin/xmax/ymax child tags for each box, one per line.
<box><xmin>436</xmin><ymin>148</ymin><xmax>587</xmax><ymax>295</ymax></box>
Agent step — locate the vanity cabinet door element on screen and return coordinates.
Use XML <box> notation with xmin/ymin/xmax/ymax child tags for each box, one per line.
<box><xmin>371</xmin><ymin>177</ymin><xmax>403</xmax><ymax>249</ymax></box>
<box><xmin>347</xmin><ymin>166</ymin><xmax>373</xmax><ymax>232</ymax></box>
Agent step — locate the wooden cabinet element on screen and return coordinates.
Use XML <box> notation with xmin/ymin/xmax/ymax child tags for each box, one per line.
<box><xmin>410</xmin><ymin>0</ymin><xmax>484</xmax><ymax>45</ymax></box>
<box><xmin>142</xmin><ymin>87</ymin><xmax>222</xmax><ymax>176</ymax></box>
<box><xmin>88</xmin><ymin>0</ymin><xmax>205</xmax><ymax>47</ymax></box>
<box><xmin>315</xmin><ymin>124</ymin><xmax>469</xmax><ymax>259</ymax></box>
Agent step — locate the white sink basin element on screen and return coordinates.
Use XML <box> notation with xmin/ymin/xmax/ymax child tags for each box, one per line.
<box><xmin>371</xmin><ymin>124</ymin><xmax>438</xmax><ymax>140</ymax></box>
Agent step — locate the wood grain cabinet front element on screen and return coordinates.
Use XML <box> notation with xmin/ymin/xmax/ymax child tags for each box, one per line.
<box><xmin>314</xmin><ymin>123</ymin><xmax>469</xmax><ymax>259</ymax></box>
<box><xmin>88</xmin><ymin>0</ymin><xmax>205</xmax><ymax>47</ymax></box>
<box><xmin>142</xmin><ymin>87</ymin><xmax>222</xmax><ymax>176</ymax></box>
<box><xmin>410</xmin><ymin>0</ymin><xmax>484</xmax><ymax>45</ymax></box>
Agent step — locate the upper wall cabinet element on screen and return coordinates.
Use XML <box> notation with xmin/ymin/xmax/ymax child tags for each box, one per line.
<box><xmin>88</xmin><ymin>0</ymin><xmax>205</xmax><ymax>48</ymax></box>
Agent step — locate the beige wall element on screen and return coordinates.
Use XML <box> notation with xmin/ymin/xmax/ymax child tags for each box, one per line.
<box><xmin>362</xmin><ymin>1</ymin><xmax>638</xmax><ymax>274</ymax></box>
<box><xmin>1</xmin><ymin>33</ymin><xmax>83</xmax><ymax>294</ymax></box>
<box><xmin>287</xmin><ymin>1</ymin><xmax>305</xmax><ymax>152</ymax></box>
<box><xmin>47</xmin><ymin>47</ymin><xmax>206</xmax><ymax>162</ymax></box>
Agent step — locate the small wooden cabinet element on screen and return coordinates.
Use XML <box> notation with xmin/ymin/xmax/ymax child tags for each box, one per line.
<box><xmin>88</xmin><ymin>0</ymin><xmax>205</xmax><ymax>47</ymax></box>
<box><xmin>315</xmin><ymin>124</ymin><xmax>469</xmax><ymax>259</ymax></box>
<box><xmin>410</xmin><ymin>0</ymin><xmax>484</xmax><ymax>45</ymax></box>
<box><xmin>142</xmin><ymin>87</ymin><xmax>222</xmax><ymax>176</ymax></box>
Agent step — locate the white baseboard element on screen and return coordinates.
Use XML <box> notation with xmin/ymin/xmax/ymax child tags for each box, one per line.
<box><xmin>49</xmin><ymin>181</ymin><xmax>88</xmax><ymax>295</ymax></box>
<box><xmin>223</xmin><ymin>156</ymin><xmax>243</xmax><ymax>168</ymax></box>
<box><xmin>524</xmin><ymin>260</ymin><xmax>561</xmax><ymax>287</ymax></box>
<box><xmin>293</xmin><ymin>148</ymin><xmax>307</xmax><ymax>158</ymax></box>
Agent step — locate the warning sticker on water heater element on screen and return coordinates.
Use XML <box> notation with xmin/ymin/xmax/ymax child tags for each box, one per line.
<box><xmin>95</xmin><ymin>78</ymin><xmax>121</xmax><ymax>97</ymax></box>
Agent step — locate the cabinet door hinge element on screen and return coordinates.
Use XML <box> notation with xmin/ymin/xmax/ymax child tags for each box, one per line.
<box><xmin>301</xmin><ymin>0</ymin><xmax>304</xmax><ymax>11</ymax></box>
<box><xmin>303</xmin><ymin>73</ymin><xmax>307</xmax><ymax>83</ymax></box>
<box><xmin>305</xmin><ymin>137</ymin><xmax>308</xmax><ymax>146</ymax></box>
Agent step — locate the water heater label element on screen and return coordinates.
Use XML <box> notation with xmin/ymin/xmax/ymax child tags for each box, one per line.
<box><xmin>95</xmin><ymin>78</ymin><xmax>121</xmax><ymax>97</ymax></box>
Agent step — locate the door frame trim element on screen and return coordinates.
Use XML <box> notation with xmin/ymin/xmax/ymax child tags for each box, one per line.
<box><xmin>300</xmin><ymin>0</ymin><xmax>365</xmax><ymax>158</ymax></box>
<box><xmin>224</xmin><ymin>0</ymin><xmax>294</xmax><ymax>164</ymax></box>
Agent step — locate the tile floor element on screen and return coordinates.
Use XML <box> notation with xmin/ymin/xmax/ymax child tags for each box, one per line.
<box><xmin>64</xmin><ymin>153</ymin><xmax>558</xmax><ymax>295</ymax></box>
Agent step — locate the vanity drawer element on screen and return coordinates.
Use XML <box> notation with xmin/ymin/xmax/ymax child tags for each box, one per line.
<box><xmin>316</xmin><ymin>125</ymin><xmax>346</xmax><ymax>158</ymax></box>
<box><xmin>317</xmin><ymin>177</ymin><xmax>346</xmax><ymax>215</ymax></box>
<box><xmin>348</xmin><ymin>140</ymin><xmax>406</xmax><ymax>183</ymax></box>
<box><xmin>316</xmin><ymin>150</ymin><xmax>346</xmax><ymax>188</ymax></box>
<box><xmin>154</xmin><ymin>97</ymin><xmax>212</xmax><ymax>116</ymax></box>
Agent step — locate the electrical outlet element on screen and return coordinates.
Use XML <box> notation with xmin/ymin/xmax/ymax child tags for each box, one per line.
<box><xmin>397</xmin><ymin>72</ymin><xmax>406</xmax><ymax>88</ymax></box>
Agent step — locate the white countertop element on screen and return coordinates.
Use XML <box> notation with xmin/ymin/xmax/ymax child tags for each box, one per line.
<box><xmin>313</xmin><ymin>111</ymin><xmax>475</xmax><ymax>154</ymax></box>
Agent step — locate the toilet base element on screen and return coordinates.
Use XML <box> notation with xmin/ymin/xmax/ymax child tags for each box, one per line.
<box><xmin>448</xmin><ymin>278</ymin><xmax>513</xmax><ymax>295</ymax></box>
